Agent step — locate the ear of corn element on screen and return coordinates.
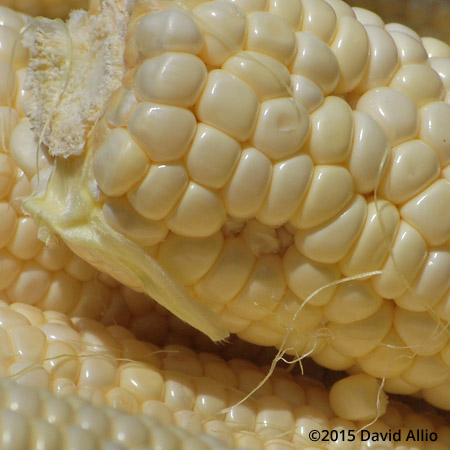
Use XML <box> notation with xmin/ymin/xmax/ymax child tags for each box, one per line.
<box><xmin>11</xmin><ymin>0</ymin><xmax>450</xmax><ymax>411</ymax></box>
<box><xmin>0</xmin><ymin>1</ymin><xmax>450</xmax><ymax>445</ymax></box>
<box><xmin>0</xmin><ymin>300</ymin><xmax>446</xmax><ymax>449</ymax></box>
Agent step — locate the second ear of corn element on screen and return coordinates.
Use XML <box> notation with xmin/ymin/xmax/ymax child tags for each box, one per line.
<box><xmin>10</xmin><ymin>0</ymin><xmax>450</xmax><ymax>412</ymax></box>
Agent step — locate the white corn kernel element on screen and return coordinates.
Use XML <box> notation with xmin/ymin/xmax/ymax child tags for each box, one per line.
<box><xmin>128</xmin><ymin>102</ymin><xmax>196</xmax><ymax>162</ymax></box>
<box><xmin>185</xmin><ymin>124</ymin><xmax>240</xmax><ymax>189</ymax></box>
<box><xmin>290</xmin><ymin>32</ymin><xmax>339</xmax><ymax>95</ymax></box>
<box><xmin>92</xmin><ymin>128</ymin><xmax>149</xmax><ymax>197</ymax></box>
<box><xmin>245</xmin><ymin>12</ymin><xmax>296</xmax><ymax>65</ymax></box>
<box><xmin>251</xmin><ymin>97</ymin><xmax>310</xmax><ymax>160</ymax></box>
<box><xmin>290</xmin><ymin>165</ymin><xmax>354</xmax><ymax>229</ymax></box>
<box><xmin>135</xmin><ymin>9</ymin><xmax>204</xmax><ymax>58</ymax></box>
<box><xmin>196</xmin><ymin>69</ymin><xmax>259</xmax><ymax>142</ymax></box>
<box><xmin>300</xmin><ymin>0</ymin><xmax>337</xmax><ymax>43</ymax></box>
<box><xmin>135</xmin><ymin>53</ymin><xmax>207</xmax><ymax>107</ymax></box>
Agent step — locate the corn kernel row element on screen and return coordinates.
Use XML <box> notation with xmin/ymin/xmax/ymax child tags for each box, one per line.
<box><xmin>0</xmin><ymin>376</ymin><xmax>231</xmax><ymax>450</ymax></box>
<box><xmin>0</xmin><ymin>300</ymin><xmax>448</xmax><ymax>449</ymax></box>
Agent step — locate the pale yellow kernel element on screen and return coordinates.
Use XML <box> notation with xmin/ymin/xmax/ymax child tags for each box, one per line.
<box><xmin>186</xmin><ymin>123</ymin><xmax>240</xmax><ymax>189</ymax></box>
<box><xmin>128</xmin><ymin>102</ymin><xmax>196</xmax><ymax>162</ymax></box>
<box><xmin>328</xmin><ymin>302</ymin><xmax>393</xmax><ymax>358</ymax></box>
<box><xmin>245</xmin><ymin>12</ymin><xmax>296</xmax><ymax>65</ymax></box>
<box><xmin>347</xmin><ymin>111</ymin><xmax>390</xmax><ymax>194</ymax></box>
<box><xmin>0</xmin><ymin>6</ymin><xmax>26</xmax><ymax>31</ymax></box>
<box><xmin>106</xmin><ymin>386</ymin><xmax>139</xmax><ymax>414</ymax></box>
<box><xmin>402</xmin><ymin>355</ymin><xmax>449</xmax><ymax>389</ymax></box>
<box><xmin>36</xmin><ymin>271</ymin><xmax>82</xmax><ymax>314</ymax></box>
<box><xmin>9</xmin><ymin>324</ymin><xmax>46</xmax><ymax>361</ymax></box>
<box><xmin>429</xmin><ymin>57</ymin><xmax>450</xmax><ymax>91</ymax></box>
<box><xmin>268</xmin><ymin>0</ymin><xmax>303</xmax><ymax>29</ymax></box>
<box><xmin>388</xmin><ymin>30</ymin><xmax>428</xmax><ymax>66</ymax></box>
<box><xmin>324</xmin><ymin>280</ymin><xmax>382</xmax><ymax>325</ymax></box>
<box><xmin>380</xmin><ymin>139</ymin><xmax>440</xmax><ymax>205</ymax></box>
<box><xmin>104</xmin><ymin>88</ymin><xmax>137</xmax><ymax>128</ymax></box>
<box><xmin>357</xmin><ymin>87</ymin><xmax>418</xmax><ymax>146</ymax></box>
<box><xmin>357</xmin><ymin>330</ymin><xmax>414</xmax><ymax>379</ymax></box>
<box><xmin>229</xmin><ymin>0</ymin><xmax>268</xmax><ymax>13</ymax></box>
<box><xmin>163</xmin><ymin>373</ymin><xmax>196</xmax><ymax>412</ymax></box>
<box><xmin>196</xmin><ymin>69</ymin><xmax>259</xmax><ymax>142</ymax></box>
<box><xmin>74</xmin><ymin>404</ymin><xmax>110</xmax><ymax>439</ymax></box>
<box><xmin>194</xmin><ymin>237</ymin><xmax>256</xmax><ymax>305</ymax></box>
<box><xmin>290</xmin><ymin>32</ymin><xmax>340</xmax><ymax>95</ymax></box>
<box><xmin>157</xmin><ymin>232</ymin><xmax>223</xmax><ymax>286</ymax></box>
<box><xmin>306</xmin><ymin>96</ymin><xmax>353</xmax><ymax>164</ymax></box>
<box><xmin>7</xmin><ymin>217</ymin><xmax>42</xmax><ymax>260</ymax></box>
<box><xmin>194</xmin><ymin>378</ymin><xmax>227</xmax><ymax>418</ymax></box>
<box><xmin>64</xmin><ymin>254</ymin><xmax>97</xmax><ymax>282</ymax></box>
<box><xmin>267</xmin><ymin>289</ymin><xmax>323</xmax><ymax>335</ymax></box>
<box><xmin>227</xmin><ymin>253</ymin><xmax>285</xmax><ymax>321</ymax></box>
<box><xmin>396</xmin><ymin>248</ymin><xmax>450</xmax><ymax>312</ymax></box>
<box><xmin>223</xmin><ymin>147</ymin><xmax>272</xmax><ymax>219</ymax></box>
<box><xmin>329</xmin><ymin>374</ymin><xmax>387</xmax><ymax>422</ymax></box>
<box><xmin>422</xmin><ymin>36</ymin><xmax>450</xmax><ymax>59</ymax></box>
<box><xmin>135</xmin><ymin>52</ymin><xmax>207</xmax><ymax>107</ymax></box>
<box><xmin>283</xmin><ymin>244</ymin><xmax>340</xmax><ymax>307</ymax></box>
<box><xmin>43</xmin><ymin>341</ymin><xmax>79</xmax><ymax>381</ymax></box>
<box><xmin>400</xmin><ymin>179</ymin><xmax>450</xmax><ymax>246</ymax></box>
<box><xmin>257</xmin><ymin>154</ymin><xmax>313</xmax><ymax>226</ymax></box>
<box><xmin>291</xmin><ymin>74</ymin><xmax>324</xmax><ymax>113</ymax></box>
<box><xmin>92</xmin><ymin>128</ymin><xmax>149</xmax><ymax>197</ymax></box>
<box><xmin>128</xmin><ymin>162</ymin><xmax>188</xmax><ymax>221</ymax></box>
<box><xmin>255</xmin><ymin>396</ymin><xmax>294</xmax><ymax>439</ymax></box>
<box><xmin>330</xmin><ymin>16</ymin><xmax>369</xmax><ymax>93</ymax></box>
<box><xmin>371</xmin><ymin>221</ymin><xmax>427</xmax><ymax>299</ymax></box>
<box><xmin>0</xmin><ymin>60</ymin><xmax>16</xmax><ymax>106</ymax></box>
<box><xmin>352</xmin><ymin>7</ymin><xmax>384</xmax><ymax>27</ymax></box>
<box><xmin>0</xmin><ymin>202</ymin><xmax>17</xmax><ymax>248</ymax></box>
<box><xmin>238</xmin><ymin>320</ymin><xmax>283</xmax><ymax>347</ymax></box>
<box><xmin>34</xmin><ymin>242</ymin><xmax>71</xmax><ymax>272</ymax></box>
<box><xmin>39</xmin><ymin>322</ymin><xmax>82</xmax><ymax>349</ymax></box>
<box><xmin>194</xmin><ymin>1</ymin><xmax>247</xmax><ymax>67</ymax></box>
<box><xmin>135</xmin><ymin>9</ymin><xmax>204</xmax><ymax>58</ymax></box>
<box><xmin>394</xmin><ymin>308</ymin><xmax>448</xmax><ymax>356</ymax></box>
<box><xmin>386</xmin><ymin>23</ymin><xmax>421</xmax><ymax>42</ymax></box>
<box><xmin>6</xmin><ymin>260</ymin><xmax>51</xmax><ymax>305</ymax></box>
<box><xmin>0</xmin><ymin>25</ymin><xmax>28</xmax><ymax>69</ymax></box>
<box><xmin>292</xmin><ymin>405</ymin><xmax>329</xmax><ymax>446</ymax></box>
<box><xmin>10</xmin><ymin>361</ymin><xmax>50</xmax><ymax>390</ymax></box>
<box><xmin>120</xmin><ymin>363</ymin><xmax>165</xmax><ymax>403</ymax></box>
<box><xmin>419</xmin><ymin>101</ymin><xmax>450</xmax><ymax>166</ymax></box>
<box><xmin>390</xmin><ymin>64</ymin><xmax>444</xmax><ymax>107</ymax></box>
<box><xmin>251</xmin><ymin>97</ymin><xmax>310</xmax><ymax>160</ymax></box>
<box><xmin>339</xmin><ymin>199</ymin><xmax>400</xmax><ymax>276</ymax></box>
<box><xmin>0</xmin><ymin>410</ymin><xmax>30</xmax><ymax>449</ymax></box>
<box><xmin>223</xmin><ymin>51</ymin><xmax>291</xmax><ymax>101</ymax></box>
<box><xmin>294</xmin><ymin>195</ymin><xmax>367</xmax><ymax>264</ymax></box>
<box><xmin>301</xmin><ymin>0</ymin><xmax>337</xmax><ymax>43</ymax></box>
<box><xmin>355</xmin><ymin>24</ymin><xmax>398</xmax><ymax>93</ymax></box>
<box><xmin>0</xmin><ymin>250</ymin><xmax>23</xmax><ymax>290</ymax></box>
<box><xmin>290</xmin><ymin>165</ymin><xmax>354</xmax><ymax>229</ymax></box>
<box><xmin>9</xmin><ymin>169</ymin><xmax>31</xmax><ymax>214</ymax></box>
<box><xmin>103</xmin><ymin>197</ymin><xmax>168</xmax><ymax>247</ymax></box>
<box><xmin>312</xmin><ymin>342</ymin><xmax>355</xmax><ymax>371</ymax></box>
<box><xmin>166</xmin><ymin>182</ymin><xmax>226</xmax><ymax>237</ymax></box>
<box><xmin>0</xmin><ymin>154</ymin><xmax>15</xmax><ymax>200</ymax></box>
<box><xmin>10</xmin><ymin>304</ymin><xmax>44</xmax><ymax>327</ymax></box>
<box><xmin>218</xmin><ymin>308</ymin><xmax>251</xmax><ymax>334</ymax></box>
<box><xmin>78</xmin><ymin>358</ymin><xmax>118</xmax><ymax>392</ymax></box>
